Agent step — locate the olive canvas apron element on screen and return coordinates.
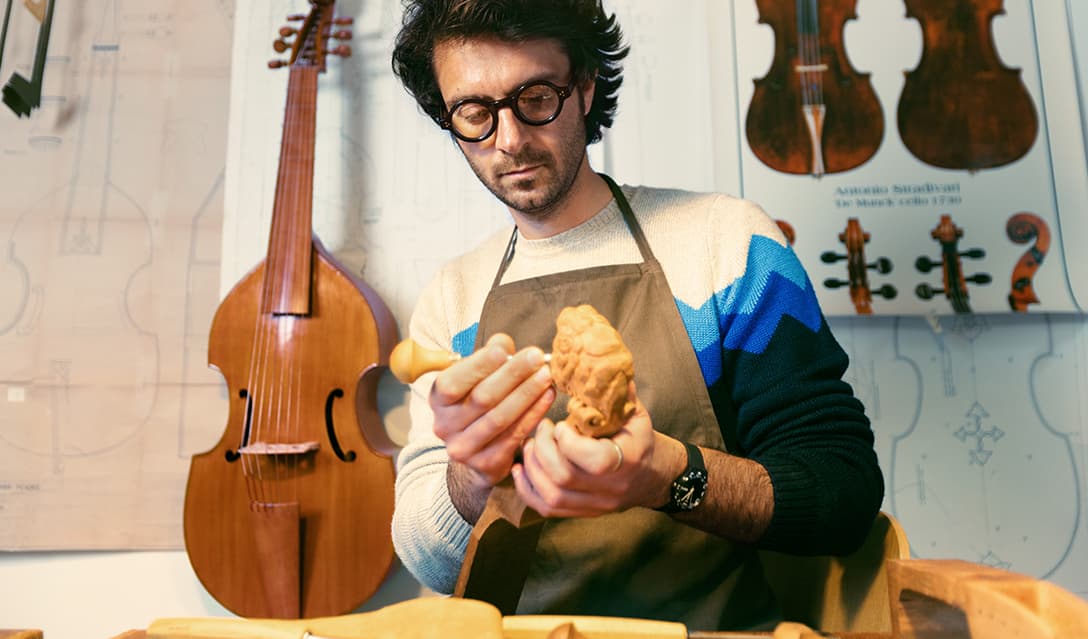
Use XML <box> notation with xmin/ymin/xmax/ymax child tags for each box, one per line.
<box><xmin>471</xmin><ymin>176</ymin><xmax>775</xmax><ymax>630</ymax></box>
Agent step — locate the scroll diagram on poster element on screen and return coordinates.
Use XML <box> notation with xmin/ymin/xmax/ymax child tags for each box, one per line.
<box><xmin>733</xmin><ymin>0</ymin><xmax>1085</xmax><ymax>315</ymax></box>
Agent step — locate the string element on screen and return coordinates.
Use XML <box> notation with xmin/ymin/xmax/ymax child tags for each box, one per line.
<box><xmin>241</xmin><ymin>8</ymin><xmax>328</xmax><ymax>530</ymax></box>
<box><xmin>242</xmin><ymin>63</ymin><xmax>318</xmax><ymax>511</ymax></box>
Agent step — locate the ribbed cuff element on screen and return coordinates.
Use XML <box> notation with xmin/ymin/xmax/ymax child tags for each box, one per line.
<box><xmin>755</xmin><ymin>456</ymin><xmax>823</xmax><ymax>551</ymax></box>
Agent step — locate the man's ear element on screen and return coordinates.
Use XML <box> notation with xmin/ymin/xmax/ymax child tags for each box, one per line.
<box><xmin>580</xmin><ymin>74</ymin><xmax>597</xmax><ymax>116</ymax></box>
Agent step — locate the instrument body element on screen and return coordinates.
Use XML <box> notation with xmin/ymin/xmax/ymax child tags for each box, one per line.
<box><xmin>898</xmin><ymin>0</ymin><xmax>1037</xmax><ymax>170</ymax></box>
<box><xmin>183</xmin><ymin>2</ymin><xmax>397</xmax><ymax>618</ymax></box>
<box><xmin>746</xmin><ymin>0</ymin><xmax>883</xmax><ymax>176</ymax></box>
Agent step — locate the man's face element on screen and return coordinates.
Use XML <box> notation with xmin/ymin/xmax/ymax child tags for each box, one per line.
<box><xmin>433</xmin><ymin>37</ymin><xmax>594</xmax><ymax>219</ymax></box>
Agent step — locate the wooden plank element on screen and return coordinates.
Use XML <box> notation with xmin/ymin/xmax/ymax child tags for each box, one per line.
<box><xmin>145</xmin><ymin>598</ymin><xmax>503</xmax><ymax>639</ymax></box>
<box><xmin>503</xmin><ymin>614</ymin><xmax>686</xmax><ymax>639</ymax></box>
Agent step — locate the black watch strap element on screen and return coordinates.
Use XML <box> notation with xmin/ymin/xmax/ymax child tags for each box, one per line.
<box><xmin>657</xmin><ymin>442</ymin><xmax>708</xmax><ymax>513</ymax></box>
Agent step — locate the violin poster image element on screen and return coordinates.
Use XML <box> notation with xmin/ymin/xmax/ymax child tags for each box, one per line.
<box><xmin>897</xmin><ymin>0</ymin><xmax>1039</xmax><ymax>171</ymax></box>
<box><xmin>744</xmin><ymin>0</ymin><xmax>884</xmax><ymax>177</ymax></box>
<box><xmin>729</xmin><ymin>0</ymin><xmax>1083</xmax><ymax>315</ymax></box>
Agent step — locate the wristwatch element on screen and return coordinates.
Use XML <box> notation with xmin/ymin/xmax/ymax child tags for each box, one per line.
<box><xmin>657</xmin><ymin>442</ymin><xmax>708</xmax><ymax>513</ymax></box>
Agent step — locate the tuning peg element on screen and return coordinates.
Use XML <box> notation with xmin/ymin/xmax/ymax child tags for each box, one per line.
<box><xmin>915</xmin><ymin>256</ymin><xmax>940</xmax><ymax>273</ymax></box>
<box><xmin>915</xmin><ymin>283</ymin><xmax>942</xmax><ymax>300</ymax></box>
<box><xmin>328</xmin><ymin>44</ymin><xmax>352</xmax><ymax>57</ymax></box>
<box><xmin>268</xmin><ymin>59</ymin><xmax>289</xmax><ymax>69</ymax></box>
<box><xmin>279</xmin><ymin>26</ymin><xmax>297</xmax><ymax>37</ymax></box>
<box><xmin>966</xmin><ymin>273</ymin><xmax>992</xmax><ymax>285</ymax></box>
<box><xmin>960</xmin><ymin>248</ymin><xmax>985</xmax><ymax>260</ymax></box>
<box><xmin>823</xmin><ymin>277</ymin><xmax>849</xmax><ymax>290</ymax></box>
<box><xmin>272</xmin><ymin>39</ymin><xmax>289</xmax><ymax>53</ymax></box>
<box><xmin>869</xmin><ymin>257</ymin><xmax>893</xmax><ymax>274</ymax></box>
<box><xmin>330</xmin><ymin>29</ymin><xmax>353</xmax><ymax>40</ymax></box>
<box><xmin>287</xmin><ymin>13</ymin><xmax>305</xmax><ymax>21</ymax></box>
<box><xmin>820</xmin><ymin>250</ymin><xmax>846</xmax><ymax>264</ymax></box>
<box><xmin>873</xmin><ymin>284</ymin><xmax>897</xmax><ymax>300</ymax></box>
<box><xmin>334</xmin><ymin>16</ymin><xmax>354</xmax><ymax>25</ymax></box>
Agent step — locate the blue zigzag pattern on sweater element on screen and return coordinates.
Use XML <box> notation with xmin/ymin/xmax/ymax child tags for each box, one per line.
<box><xmin>452</xmin><ymin>325</ymin><xmax>478</xmax><ymax>357</ymax></box>
<box><xmin>674</xmin><ymin>235</ymin><xmax>823</xmax><ymax>386</ymax></box>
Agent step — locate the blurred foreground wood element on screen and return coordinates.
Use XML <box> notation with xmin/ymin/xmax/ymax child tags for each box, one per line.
<box><xmin>110</xmin><ymin>559</ymin><xmax>1088</xmax><ymax>639</ymax></box>
<box><xmin>889</xmin><ymin>559</ymin><xmax>1088</xmax><ymax>638</ymax></box>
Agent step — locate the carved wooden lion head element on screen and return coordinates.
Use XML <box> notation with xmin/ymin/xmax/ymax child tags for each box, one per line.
<box><xmin>550</xmin><ymin>305</ymin><xmax>635</xmax><ymax>437</ymax></box>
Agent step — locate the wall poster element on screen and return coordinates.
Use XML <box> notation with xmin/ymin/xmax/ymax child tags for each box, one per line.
<box><xmin>730</xmin><ymin>0</ymin><xmax>1086</xmax><ymax>316</ymax></box>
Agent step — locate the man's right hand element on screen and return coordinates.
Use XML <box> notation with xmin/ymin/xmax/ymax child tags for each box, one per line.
<box><xmin>429</xmin><ymin>333</ymin><xmax>556</xmax><ymax>517</ymax></box>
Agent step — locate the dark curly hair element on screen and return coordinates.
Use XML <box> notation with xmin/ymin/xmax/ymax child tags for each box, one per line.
<box><xmin>391</xmin><ymin>0</ymin><xmax>629</xmax><ymax>145</ymax></box>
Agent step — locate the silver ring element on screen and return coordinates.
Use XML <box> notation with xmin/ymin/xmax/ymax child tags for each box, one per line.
<box><xmin>608</xmin><ymin>439</ymin><xmax>624</xmax><ymax>472</ymax></box>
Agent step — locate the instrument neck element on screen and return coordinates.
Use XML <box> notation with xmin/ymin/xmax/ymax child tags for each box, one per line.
<box><xmin>264</xmin><ymin>65</ymin><xmax>319</xmax><ymax>316</ymax></box>
<box><xmin>796</xmin><ymin>0</ymin><xmax>824</xmax><ymax>107</ymax></box>
<box><xmin>796</xmin><ymin>0</ymin><xmax>819</xmax><ymax>40</ymax></box>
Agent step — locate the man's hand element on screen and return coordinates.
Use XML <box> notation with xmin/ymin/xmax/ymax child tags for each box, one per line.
<box><xmin>430</xmin><ymin>333</ymin><xmax>556</xmax><ymax>515</ymax></box>
<box><xmin>512</xmin><ymin>383</ymin><xmax>682</xmax><ymax>517</ymax></box>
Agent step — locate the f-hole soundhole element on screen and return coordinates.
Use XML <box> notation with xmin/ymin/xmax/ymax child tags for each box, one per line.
<box><xmin>326</xmin><ymin>389</ymin><xmax>356</xmax><ymax>462</ymax></box>
<box><xmin>225</xmin><ymin>388</ymin><xmax>252</xmax><ymax>462</ymax></box>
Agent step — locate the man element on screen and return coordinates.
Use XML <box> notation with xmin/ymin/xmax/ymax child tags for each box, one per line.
<box><xmin>389</xmin><ymin>0</ymin><xmax>884</xmax><ymax>630</ymax></box>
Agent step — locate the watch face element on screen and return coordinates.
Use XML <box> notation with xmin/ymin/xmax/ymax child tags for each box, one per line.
<box><xmin>671</xmin><ymin>469</ymin><xmax>708</xmax><ymax>510</ymax></box>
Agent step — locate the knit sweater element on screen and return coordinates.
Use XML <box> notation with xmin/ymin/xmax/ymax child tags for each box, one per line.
<box><xmin>392</xmin><ymin>184</ymin><xmax>884</xmax><ymax>595</ymax></box>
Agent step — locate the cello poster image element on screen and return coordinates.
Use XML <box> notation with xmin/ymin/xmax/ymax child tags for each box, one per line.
<box><xmin>731</xmin><ymin>0</ymin><xmax>1081</xmax><ymax>315</ymax></box>
<box><xmin>897</xmin><ymin>0</ymin><xmax>1039</xmax><ymax>172</ymax></box>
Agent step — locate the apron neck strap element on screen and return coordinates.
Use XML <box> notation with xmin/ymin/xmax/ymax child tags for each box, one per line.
<box><xmin>492</xmin><ymin>227</ymin><xmax>520</xmax><ymax>290</ymax></box>
<box><xmin>599</xmin><ymin>174</ymin><xmax>654</xmax><ymax>263</ymax></box>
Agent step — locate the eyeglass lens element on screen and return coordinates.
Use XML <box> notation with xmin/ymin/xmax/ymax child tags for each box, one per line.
<box><xmin>449</xmin><ymin>82</ymin><xmax>565</xmax><ymax>141</ymax></box>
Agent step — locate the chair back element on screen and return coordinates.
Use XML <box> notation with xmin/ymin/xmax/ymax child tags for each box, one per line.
<box><xmin>758</xmin><ymin>511</ymin><xmax>910</xmax><ymax>633</ymax></box>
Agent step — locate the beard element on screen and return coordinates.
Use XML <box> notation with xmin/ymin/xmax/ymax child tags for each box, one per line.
<box><xmin>462</xmin><ymin>112</ymin><xmax>588</xmax><ymax>221</ymax></box>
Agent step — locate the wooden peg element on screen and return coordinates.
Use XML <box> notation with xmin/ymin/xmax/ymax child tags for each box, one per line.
<box><xmin>389</xmin><ymin>339</ymin><xmax>462</xmax><ymax>383</ymax></box>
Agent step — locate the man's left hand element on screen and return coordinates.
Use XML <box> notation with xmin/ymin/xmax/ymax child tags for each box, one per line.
<box><xmin>511</xmin><ymin>384</ymin><xmax>681</xmax><ymax>517</ymax></box>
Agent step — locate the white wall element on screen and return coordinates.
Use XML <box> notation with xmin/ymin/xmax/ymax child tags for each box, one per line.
<box><xmin>3</xmin><ymin>1</ymin><xmax>1088</xmax><ymax>638</ymax></box>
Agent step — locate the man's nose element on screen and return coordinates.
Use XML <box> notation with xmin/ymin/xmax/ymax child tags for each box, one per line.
<box><xmin>493</xmin><ymin>106</ymin><xmax>530</xmax><ymax>154</ymax></box>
